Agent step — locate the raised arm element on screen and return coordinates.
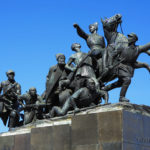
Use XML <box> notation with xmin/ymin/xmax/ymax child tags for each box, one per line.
<box><xmin>139</xmin><ymin>42</ymin><xmax>150</xmax><ymax>53</ymax></box>
<box><xmin>73</xmin><ymin>24</ymin><xmax>88</xmax><ymax>40</ymax></box>
<box><xmin>145</xmin><ymin>50</ymin><xmax>150</xmax><ymax>56</ymax></box>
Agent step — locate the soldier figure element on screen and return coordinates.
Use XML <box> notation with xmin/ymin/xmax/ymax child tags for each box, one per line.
<box><xmin>0</xmin><ymin>70</ymin><xmax>21</xmax><ymax>129</ymax></box>
<box><xmin>49</xmin><ymin>78</ymin><xmax>108</xmax><ymax>117</ymax></box>
<box><xmin>65</xmin><ymin>43</ymin><xmax>98</xmax><ymax>92</ymax></box>
<box><xmin>73</xmin><ymin>22</ymin><xmax>105</xmax><ymax>57</ymax></box>
<box><xmin>45</xmin><ymin>53</ymin><xmax>70</xmax><ymax>112</ymax></box>
<box><xmin>73</xmin><ymin>22</ymin><xmax>106</xmax><ymax>73</ymax></box>
<box><xmin>18</xmin><ymin>87</ymin><xmax>43</xmax><ymax>125</ymax></box>
<box><xmin>103</xmin><ymin>33</ymin><xmax>150</xmax><ymax>102</ymax></box>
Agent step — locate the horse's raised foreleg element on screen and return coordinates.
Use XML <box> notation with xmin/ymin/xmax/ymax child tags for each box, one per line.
<box><xmin>134</xmin><ymin>61</ymin><xmax>150</xmax><ymax>72</ymax></box>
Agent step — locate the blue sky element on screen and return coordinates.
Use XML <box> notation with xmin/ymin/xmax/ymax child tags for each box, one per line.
<box><xmin>0</xmin><ymin>0</ymin><xmax>150</xmax><ymax>132</ymax></box>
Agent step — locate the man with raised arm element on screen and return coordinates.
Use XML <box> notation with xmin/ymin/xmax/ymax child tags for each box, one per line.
<box><xmin>73</xmin><ymin>22</ymin><xmax>106</xmax><ymax>73</ymax></box>
<box><xmin>102</xmin><ymin>33</ymin><xmax>150</xmax><ymax>102</ymax></box>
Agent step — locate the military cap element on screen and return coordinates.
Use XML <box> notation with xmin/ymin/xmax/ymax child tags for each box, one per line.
<box><xmin>56</xmin><ymin>53</ymin><xmax>65</xmax><ymax>60</ymax></box>
<box><xmin>127</xmin><ymin>32</ymin><xmax>138</xmax><ymax>41</ymax></box>
<box><xmin>71</xmin><ymin>43</ymin><xmax>81</xmax><ymax>50</ymax></box>
<box><xmin>29</xmin><ymin>87</ymin><xmax>36</xmax><ymax>91</ymax></box>
<box><xmin>6</xmin><ymin>70</ymin><xmax>15</xmax><ymax>76</ymax></box>
<box><xmin>89</xmin><ymin>22</ymin><xmax>98</xmax><ymax>30</ymax></box>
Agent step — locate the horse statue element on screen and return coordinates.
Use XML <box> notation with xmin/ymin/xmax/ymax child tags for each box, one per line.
<box><xmin>99</xmin><ymin>14</ymin><xmax>150</xmax><ymax>83</ymax></box>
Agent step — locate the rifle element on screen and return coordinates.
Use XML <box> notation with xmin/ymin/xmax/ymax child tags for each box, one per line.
<box><xmin>0</xmin><ymin>82</ymin><xmax>20</xmax><ymax>112</ymax></box>
<box><xmin>3</xmin><ymin>82</ymin><xmax>17</xmax><ymax>96</ymax></box>
<box><xmin>18</xmin><ymin>103</ymin><xmax>51</xmax><ymax>112</ymax></box>
<box><xmin>0</xmin><ymin>82</ymin><xmax>18</xmax><ymax>102</ymax></box>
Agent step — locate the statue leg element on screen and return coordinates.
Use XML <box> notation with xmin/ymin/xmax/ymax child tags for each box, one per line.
<box><xmin>50</xmin><ymin>97</ymin><xmax>79</xmax><ymax>117</ymax></box>
<box><xmin>24</xmin><ymin>111</ymin><xmax>35</xmax><ymax>125</ymax></box>
<box><xmin>9</xmin><ymin>110</ymin><xmax>19</xmax><ymax>128</ymax></box>
<box><xmin>102</xmin><ymin>47</ymin><xmax>115</xmax><ymax>72</ymax></box>
<box><xmin>50</xmin><ymin>106</ymin><xmax>63</xmax><ymax>117</ymax></box>
<box><xmin>50</xmin><ymin>98</ymin><xmax>74</xmax><ymax>117</ymax></box>
<box><xmin>59</xmin><ymin>89</ymin><xmax>72</xmax><ymax>107</ymax></box>
<box><xmin>45</xmin><ymin>93</ymin><xmax>59</xmax><ymax>113</ymax></box>
<box><xmin>119</xmin><ymin>77</ymin><xmax>131</xmax><ymax>102</ymax></box>
<box><xmin>134</xmin><ymin>61</ymin><xmax>150</xmax><ymax>72</ymax></box>
<box><xmin>102</xmin><ymin>49</ymin><xmax>108</xmax><ymax>72</ymax></box>
<box><xmin>0</xmin><ymin>112</ymin><xmax>8</xmax><ymax>126</ymax></box>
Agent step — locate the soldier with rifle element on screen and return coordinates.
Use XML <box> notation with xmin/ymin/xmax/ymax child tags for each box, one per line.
<box><xmin>102</xmin><ymin>33</ymin><xmax>150</xmax><ymax>102</ymax></box>
<box><xmin>17</xmin><ymin>87</ymin><xmax>44</xmax><ymax>125</ymax></box>
<box><xmin>65</xmin><ymin>43</ymin><xmax>99</xmax><ymax>92</ymax></box>
<box><xmin>0</xmin><ymin>70</ymin><xmax>21</xmax><ymax>129</ymax></box>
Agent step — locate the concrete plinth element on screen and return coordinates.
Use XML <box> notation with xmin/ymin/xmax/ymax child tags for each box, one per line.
<box><xmin>0</xmin><ymin>102</ymin><xmax>150</xmax><ymax>150</ymax></box>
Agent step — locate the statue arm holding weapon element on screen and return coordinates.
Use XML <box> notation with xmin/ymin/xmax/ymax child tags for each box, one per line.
<box><xmin>0</xmin><ymin>82</ymin><xmax>19</xmax><ymax>103</ymax></box>
<box><xmin>139</xmin><ymin>42</ymin><xmax>150</xmax><ymax>53</ymax></box>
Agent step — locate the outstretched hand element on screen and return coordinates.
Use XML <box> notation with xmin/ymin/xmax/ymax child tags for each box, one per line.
<box><xmin>73</xmin><ymin>23</ymin><xmax>79</xmax><ymax>28</ymax></box>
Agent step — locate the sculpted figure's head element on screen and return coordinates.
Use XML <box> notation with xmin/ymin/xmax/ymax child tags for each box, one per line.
<box><xmin>127</xmin><ymin>33</ymin><xmax>138</xmax><ymax>45</ymax></box>
<box><xmin>89</xmin><ymin>22</ymin><xmax>98</xmax><ymax>33</ymax></box>
<box><xmin>29</xmin><ymin>87</ymin><xmax>37</xmax><ymax>97</ymax></box>
<box><xmin>56</xmin><ymin>53</ymin><xmax>66</xmax><ymax>66</ymax></box>
<box><xmin>6</xmin><ymin>70</ymin><xmax>15</xmax><ymax>81</ymax></box>
<box><xmin>71</xmin><ymin>43</ymin><xmax>81</xmax><ymax>52</ymax></box>
<box><xmin>86</xmin><ymin>78</ymin><xmax>96</xmax><ymax>91</ymax></box>
<box><xmin>101</xmin><ymin>14</ymin><xmax>122</xmax><ymax>32</ymax></box>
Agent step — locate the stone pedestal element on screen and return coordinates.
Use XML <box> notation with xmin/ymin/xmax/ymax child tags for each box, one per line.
<box><xmin>0</xmin><ymin>103</ymin><xmax>150</xmax><ymax>150</ymax></box>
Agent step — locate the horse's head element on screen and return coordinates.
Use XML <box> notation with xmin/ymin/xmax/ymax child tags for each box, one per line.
<box><xmin>101</xmin><ymin>14</ymin><xmax>122</xmax><ymax>32</ymax></box>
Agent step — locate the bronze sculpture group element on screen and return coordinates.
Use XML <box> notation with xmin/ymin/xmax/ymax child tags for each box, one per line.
<box><xmin>0</xmin><ymin>14</ymin><xmax>150</xmax><ymax>130</ymax></box>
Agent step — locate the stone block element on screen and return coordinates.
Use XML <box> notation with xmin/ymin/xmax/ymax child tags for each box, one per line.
<box><xmin>123</xmin><ymin>110</ymin><xmax>150</xmax><ymax>148</ymax></box>
<box><xmin>72</xmin><ymin>113</ymin><xmax>99</xmax><ymax>146</ymax></box>
<box><xmin>30</xmin><ymin>124</ymin><xmax>71</xmax><ymax>150</ymax></box>
<box><xmin>123</xmin><ymin>142</ymin><xmax>150</xmax><ymax>150</ymax></box>
<box><xmin>97</xmin><ymin>110</ymin><xmax>122</xmax><ymax>143</ymax></box>
<box><xmin>101</xmin><ymin>142</ymin><xmax>122</xmax><ymax>150</ymax></box>
<box><xmin>14</xmin><ymin>133</ymin><xmax>30</xmax><ymax>150</ymax></box>
<box><xmin>52</xmin><ymin>125</ymin><xmax>71</xmax><ymax>150</ymax></box>
<box><xmin>72</xmin><ymin>144</ymin><xmax>100</xmax><ymax>150</ymax></box>
<box><xmin>0</xmin><ymin>136</ymin><xmax>14</xmax><ymax>150</ymax></box>
<box><xmin>30</xmin><ymin>126</ymin><xmax>53</xmax><ymax>150</ymax></box>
